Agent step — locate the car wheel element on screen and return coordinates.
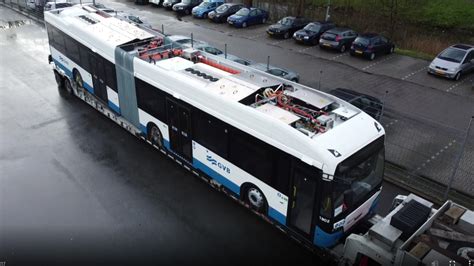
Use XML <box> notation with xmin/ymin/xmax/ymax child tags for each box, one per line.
<box><xmin>242</xmin><ymin>22</ymin><xmax>247</xmax><ymax>28</ymax></box>
<box><xmin>312</xmin><ymin>38</ymin><xmax>318</xmax><ymax>45</ymax></box>
<box><xmin>283</xmin><ymin>32</ymin><xmax>290</xmax><ymax>39</ymax></box>
<box><xmin>454</xmin><ymin>72</ymin><xmax>462</xmax><ymax>81</ymax></box>
<box><xmin>291</xmin><ymin>78</ymin><xmax>299</xmax><ymax>83</ymax></box>
<box><xmin>340</xmin><ymin>44</ymin><xmax>346</xmax><ymax>53</ymax></box>
<box><xmin>245</xmin><ymin>186</ymin><xmax>267</xmax><ymax>213</ymax></box>
<box><xmin>184</xmin><ymin>9</ymin><xmax>190</xmax><ymax>15</ymax></box>
<box><xmin>369</xmin><ymin>53</ymin><xmax>376</xmax><ymax>61</ymax></box>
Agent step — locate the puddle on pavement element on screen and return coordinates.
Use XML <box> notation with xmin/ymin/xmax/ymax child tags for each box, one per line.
<box><xmin>0</xmin><ymin>19</ymin><xmax>32</xmax><ymax>30</ymax></box>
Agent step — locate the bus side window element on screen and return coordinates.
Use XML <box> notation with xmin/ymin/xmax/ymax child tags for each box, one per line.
<box><xmin>104</xmin><ymin>59</ymin><xmax>117</xmax><ymax>92</ymax></box>
<box><xmin>229</xmin><ymin>130</ymin><xmax>274</xmax><ymax>185</ymax></box>
<box><xmin>135</xmin><ymin>78</ymin><xmax>166</xmax><ymax>122</ymax></box>
<box><xmin>273</xmin><ymin>153</ymin><xmax>290</xmax><ymax>196</ymax></box>
<box><xmin>193</xmin><ymin>110</ymin><xmax>229</xmax><ymax>157</ymax></box>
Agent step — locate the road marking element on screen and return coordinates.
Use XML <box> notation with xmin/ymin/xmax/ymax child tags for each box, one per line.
<box><xmin>414</xmin><ymin>139</ymin><xmax>456</xmax><ymax>172</ymax></box>
<box><xmin>330</xmin><ymin>52</ymin><xmax>348</xmax><ymax>61</ymax></box>
<box><xmin>384</xmin><ymin>119</ymin><xmax>398</xmax><ymax>128</ymax></box>
<box><xmin>401</xmin><ymin>66</ymin><xmax>428</xmax><ymax>80</ymax></box>
<box><xmin>446</xmin><ymin>77</ymin><xmax>473</xmax><ymax>92</ymax></box>
<box><xmin>270</xmin><ymin>39</ymin><xmax>290</xmax><ymax>46</ymax></box>
<box><xmin>362</xmin><ymin>55</ymin><xmax>395</xmax><ymax>71</ymax></box>
<box><xmin>247</xmin><ymin>33</ymin><xmax>266</xmax><ymax>40</ymax></box>
<box><xmin>297</xmin><ymin>46</ymin><xmax>313</xmax><ymax>53</ymax></box>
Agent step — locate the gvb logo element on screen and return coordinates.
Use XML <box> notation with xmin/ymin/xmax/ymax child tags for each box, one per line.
<box><xmin>206</xmin><ymin>155</ymin><xmax>231</xmax><ymax>174</ymax></box>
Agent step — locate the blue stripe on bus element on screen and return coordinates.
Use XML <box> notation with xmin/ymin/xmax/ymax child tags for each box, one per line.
<box><xmin>108</xmin><ymin>100</ymin><xmax>121</xmax><ymax>114</ymax></box>
<box><xmin>268</xmin><ymin>207</ymin><xmax>286</xmax><ymax>225</ymax></box>
<box><xmin>53</xmin><ymin>59</ymin><xmax>72</xmax><ymax>78</ymax></box>
<box><xmin>192</xmin><ymin>158</ymin><xmax>240</xmax><ymax>195</ymax></box>
<box><xmin>53</xmin><ymin>58</ymin><xmax>94</xmax><ymax>94</ymax></box>
<box><xmin>314</xmin><ymin>226</ymin><xmax>344</xmax><ymax>248</ymax></box>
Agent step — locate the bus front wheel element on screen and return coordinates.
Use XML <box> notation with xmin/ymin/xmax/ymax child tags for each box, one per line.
<box><xmin>244</xmin><ymin>185</ymin><xmax>267</xmax><ymax>214</ymax></box>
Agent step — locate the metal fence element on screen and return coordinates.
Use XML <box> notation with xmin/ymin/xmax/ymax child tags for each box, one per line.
<box><xmin>1</xmin><ymin>1</ymin><xmax>472</xmax><ymax>207</ymax></box>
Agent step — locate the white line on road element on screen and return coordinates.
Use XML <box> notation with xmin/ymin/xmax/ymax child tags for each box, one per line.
<box><xmin>362</xmin><ymin>55</ymin><xmax>395</xmax><ymax>71</ymax></box>
<box><xmin>401</xmin><ymin>66</ymin><xmax>428</xmax><ymax>80</ymax></box>
<box><xmin>297</xmin><ymin>46</ymin><xmax>313</xmax><ymax>53</ymax></box>
<box><xmin>414</xmin><ymin>139</ymin><xmax>456</xmax><ymax>172</ymax></box>
<box><xmin>384</xmin><ymin>119</ymin><xmax>399</xmax><ymax>128</ymax></box>
<box><xmin>330</xmin><ymin>52</ymin><xmax>348</xmax><ymax>61</ymax></box>
<box><xmin>270</xmin><ymin>39</ymin><xmax>290</xmax><ymax>46</ymax></box>
<box><xmin>446</xmin><ymin>77</ymin><xmax>473</xmax><ymax>92</ymax></box>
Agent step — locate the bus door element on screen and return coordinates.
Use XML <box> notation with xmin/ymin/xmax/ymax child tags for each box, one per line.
<box><xmin>89</xmin><ymin>52</ymin><xmax>108</xmax><ymax>102</ymax></box>
<box><xmin>166</xmin><ymin>98</ymin><xmax>192</xmax><ymax>161</ymax></box>
<box><xmin>288</xmin><ymin>163</ymin><xmax>319</xmax><ymax>238</ymax></box>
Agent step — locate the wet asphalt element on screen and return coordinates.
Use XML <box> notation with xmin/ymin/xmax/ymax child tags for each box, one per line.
<box><xmin>0</xmin><ymin>6</ymin><xmax>407</xmax><ymax>265</ymax></box>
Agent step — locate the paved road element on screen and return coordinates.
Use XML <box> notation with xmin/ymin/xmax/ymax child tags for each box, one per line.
<box><xmin>0</xmin><ymin>6</ymin><xmax>411</xmax><ymax>265</ymax></box>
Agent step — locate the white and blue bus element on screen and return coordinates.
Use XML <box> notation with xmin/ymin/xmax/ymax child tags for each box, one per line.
<box><xmin>45</xmin><ymin>5</ymin><xmax>385</xmax><ymax>251</ymax></box>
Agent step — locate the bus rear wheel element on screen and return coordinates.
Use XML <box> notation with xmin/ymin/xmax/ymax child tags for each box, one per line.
<box><xmin>245</xmin><ymin>186</ymin><xmax>267</xmax><ymax>213</ymax></box>
<box><xmin>148</xmin><ymin>124</ymin><xmax>163</xmax><ymax>148</ymax></box>
<box><xmin>63</xmin><ymin>78</ymin><xmax>74</xmax><ymax>97</ymax></box>
<box><xmin>54</xmin><ymin>70</ymin><xmax>64</xmax><ymax>89</ymax></box>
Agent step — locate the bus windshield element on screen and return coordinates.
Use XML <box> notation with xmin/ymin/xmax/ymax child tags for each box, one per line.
<box><xmin>332</xmin><ymin>138</ymin><xmax>384</xmax><ymax>217</ymax></box>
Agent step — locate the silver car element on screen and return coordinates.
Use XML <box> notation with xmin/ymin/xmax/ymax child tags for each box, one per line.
<box><xmin>428</xmin><ymin>44</ymin><xmax>474</xmax><ymax>81</ymax></box>
<box><xmin>252</xmin><ymin>63</ymin><xmax>300</xmax><ymax>83</ymax></box>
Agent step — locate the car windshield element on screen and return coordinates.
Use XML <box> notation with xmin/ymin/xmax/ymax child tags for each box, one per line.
<box><xmin>198</xmin><ymin>1</ymin><xmax>211</xmax><ymax>7</ymax></box>
<box><xmin>235</xmin><ymin>8</ymin><xmax>249</xmax><ymax>16</ymax></box>
<box><xmin>332</xmin><ymin>138</ymin><xmax>384</xmax><ymax>217</ymax></box>
<box><xmin>438</xmin><ymin>48</ymin><xmax>466</xmax><ymax>63</ymax></box>
<box><xmin>182</xmin><ymin>0</ymin><xmax>191</xmax><ymax>4</ymax></box>
<box><xmin>304</xmin><ymin>23</ymin><xmax>321</xmax><ymax>32</ymax></box>
<box><xmin>278</xmin><ymin>17</ymin><xmax>294</xmax><ymax>26</ymax></box>
<box><xmin>354</xmin><ymin>37</ymin><xmax>370</xmax><ymax>46</ymax></box>
<box><xmin>216</xmin><ymin>4</ymin><xmax>229</xmax><ymax>12</ymax></box>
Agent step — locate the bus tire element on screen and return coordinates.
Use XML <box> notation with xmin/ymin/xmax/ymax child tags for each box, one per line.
<box><xmin>54</xmin><ymin>70</ymin><xmax>64</xmax><ymax>89</ymax></box>
<box><xmin>72</xmin><ymin>69</ymin><xmax>83</xmax><ymax>91</ymax></box>
<box><xmin>242</xmin><ymin>184</ymin><xmax>267</xmax><ymax>214</ymax></box>
<box><xmin>64</xmin><ymin>78</ymin><xmax>74</xmax><ymax>96</ymax></box>
<box><xmin>147</xmin><ymin>123</ymin><xmax>164</xmax><ymax>148</ymax></box>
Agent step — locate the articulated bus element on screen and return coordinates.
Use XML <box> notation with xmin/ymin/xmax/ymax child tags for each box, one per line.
<box><xmin>44</xmin><ymin>5</ymin><xmax>385</xmax><ymax>252</ymax></box>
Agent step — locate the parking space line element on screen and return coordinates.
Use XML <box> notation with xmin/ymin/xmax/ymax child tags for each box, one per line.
<box><xmin>247</xmin><ymin>33</ymin><xmax>266</xmax><ymax>40</ymax></box>
<box><xmin>414</xmin><ymin>139</ymin><xmax>456</xmax><ymax>172</ymax></box>
<box><xmin>330</xmin><ymin>52</ymin><xmax>348</xmax><ymax>61</ymax></box>
<box><xmin>270</xmin><ymin>39</ymin><xmax>290</xmax><ymax>46</ymax></box>
<box><xmin>297</xmin><ymin>46</ymin><xmax>313</xmax><ymax>53</ymax></box>
<box><xmin>401</xmin><ymin>66</ymin><xmax>428</xmax><ymax>80</ymax></box>
<box><xmin>446</xmin><ymin>77</ymin><xmax>473</xmax><ymax>92</ymax></box>
<box><xmin>384</xmin><ymin>119</ymin><xmax>398</xmax><ymax>128</ymax></box>
<box><xmin>361</xmin><ymin>55</ymin><xmax>395</xmax><ymax>71</ymax></box>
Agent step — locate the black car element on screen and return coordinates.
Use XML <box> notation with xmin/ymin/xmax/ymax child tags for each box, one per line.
<box><xmin>135</xmin><ymin>0</ymin><xmax>149</xmax><ymax>5</ymax></box>
<box><xmin>350</xmin><ymin>33</ymin><xmax>395</xmax><ymax>60</ymax></box>
<box><xmin>267</xmin><ymin>16</ymin><xmax>310</xmax><ymax>39</ymax></box>
<box><xmin>208</xmin><ymin>3</ymin><xmax>244</xmax><ymax>23</ymax></box>
<box><xmin>319</xmin><ymin>27</ymin><xmax>358</xmax><ymax>53</ymax></box>
<box><xmin>328</xmin><ymin>88</ymin><xmax>383</xmax><ymax>120</ymax></box>
<box><xmin>163</xmin><ymin>0</ymin><xmax>180</xmax><ymax>10</ymax></box>
<box><xmin>172</xmin><ymin>0</ymin><xmax>202</xmax><ymax>15</ymax></box>
<box><xmin>293</xmin><ymin>21</ymin><xmax>335</xmax><ymax>45</ymax></box>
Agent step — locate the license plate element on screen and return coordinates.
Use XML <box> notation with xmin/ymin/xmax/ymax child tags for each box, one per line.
<box><xmin>323</xmin><ymin>43</ymin><xmax>331</xmax><ymax>47</ymax></box>
<box><xmin>435</xmin><ymin>70</ymin><xmax>444</xmax><ymax>75</ymax></box>
<box><xmin>355</xmin><ymin>50</ymin><xmax>363</xmax><ymax>54</ymax></box>
<box><xmin>268</xmin><ymin>31</ymin><xmax>273</xmax><ymax>35</ymax></box>
<box><xmin>228</xmin><ymin>21</ymin><xmax>233</xmax><ymax>24</ymax></box>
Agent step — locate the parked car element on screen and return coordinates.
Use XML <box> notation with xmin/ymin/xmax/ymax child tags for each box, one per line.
<box><xmin>350</xmin><ymin>33</ymin><xmax>395</xmax><ymax>60</ymax></box>
<box><xmin>428</xmin><ymin>44</ymin><xmax>474</xmax><ymax>81</ymax></box>
<box><xmin>115</xmin><ymin>13</ymin><xmax>152</xmax><ymax>28</ymax></box>
<box><xmin>163</xmin><ymin>0</ymin><xmax>180</xmax><ymax>10</ymax></box>
<box><xmin>227</xmin><ymin>7</ymin><xmax>268</xmax><ymax>28</ymax></box>
<box><xmin>267</xmin><ymin>16</ymin><xmax>310</xmax><ymax>39</ymax></box>
<box><xmin>293</xmin><ymin>21</ymin><xmax>335</xmax><ymax>45</ymax></box>
<box><xmin>43</xmin><ymin>1</ymin><xmax>72</xmax><ymax>11</ymax></box>
<box><xmin>319</xmin><ymin>27</ymin><xmax>358</xmax><ymax>53</ymax></box>
<box><xmin>233</xmin><ymin>57</ymin><xmax>255</xmax><ymax>66</ymax></box>
<box><xmin>208</xmin><ymin>3</ymin><xmax>244</xmax><ymax>23</ymax></box>
<box><xmin>149</xmin><ymin>0</ymin><xmax>163</xmax><ymax>7</ymax></box>
<box><xmin>192</xmin><ymin>0</ymin><xmax>223</xmax><ymax>18</ymax></box>
<box><xmin>92</xmin><ymin>3</ymin><xmax>115</xmax><ymax>13</ymax></box>
<box><xmin>328</xmin><ymin>88</ymin><xmax>383</xmax><ymax>120</ymax></box>
<box><xmin>135</xmin><ymin>0</ymin><xmax>149</xmax><ymax>5</ymax></box>
<box><xmin>252</xmin><ymin>63</ymin><xmax>300</xmax><ymax>82</ymax></box>
<box><xmin>173</xmin><ymin>0</ymin><xmax>202</xmax><ymax>15</ymax></box>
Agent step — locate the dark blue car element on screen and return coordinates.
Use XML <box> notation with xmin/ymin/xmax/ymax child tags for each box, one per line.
<box><xmin>227</xmin><ymin>7</ymin><xmax>268</xmax><ymax>28</ymax></box>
